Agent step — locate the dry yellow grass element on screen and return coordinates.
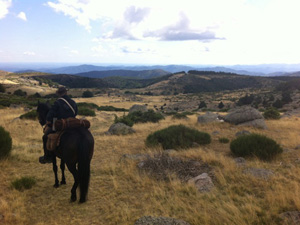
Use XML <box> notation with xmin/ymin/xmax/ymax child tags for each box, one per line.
<box><xmin>1</xmin><ymin>100</ymin><xmax>300</xmax><ymax>224</ymax></box>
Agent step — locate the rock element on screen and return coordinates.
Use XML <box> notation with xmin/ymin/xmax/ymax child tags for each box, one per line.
<box><xmin>212</xmin><ymin>131</ymin><xmax>220</xmax><ymax>136</ymax></box>
<box><xmin>106</xmin><ymin>123</ymin><xmax>136</xmax><ymax>135</ymax></box>
<box><xmin>243</xmin><ymin>168</ymin><xmax>274</xmax><ymax>180</ymax></box>
<box><xmin>234</xmin><ymin>157</ymin><xmax>246</xmax><ymax>166</ymax></box>
<box><xmin>238</xmin><ymin>119</ymin><xmax>267</xmax><ymax>129</ymax></box>
<box><xmin>134</xmin><ymin>216</ymin><xmax>191</xmax><ymax>225</ymax></box>
<box><xmin>225</xmin><ymin>106</ymin><xmax>267</xmax><ymax>129</ymax></box>
<box><xmin>197</xmin><ymin>112</ymin><xmax>220</xmax><ymax>124</ymax></box>
<box><xmin>188</xmin><ymin>173</ymin><xmax>214</xmax><ymax>192</ymax></box>
<box><xmin>129</xmin><ymin>104</ymin><xmax>148</xmax><ymax>114</ymax></box>
<box><xmin>235</xmin><ymin>130</ymin><xmax>251</xmax><ymax>137</ymax></box>
<box><xmin>279</xmin><ymin>211</ymin><xmax>300</xmax><ymax>225</ymax></box>
<box><xmin>192</xmin><ymin>142</ymin><xmax>200</xmax><ymax>148</ymax></box>
<box><xmin>163</xmin><ymin>149</ymin><xmax>177</xmax><ymax>155</ymax></box>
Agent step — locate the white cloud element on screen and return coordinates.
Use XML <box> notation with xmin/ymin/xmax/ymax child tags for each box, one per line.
<box><xmin>70</xmin><ymin>50</ymin><xmax>79</xmax><ymax>54</ymax></box>
<box><xmin>23</xmin><ymin>51</ymin><xmax>36</xmax><ymax>56</ymax></box>
<box><xmin>17</xmin><ymin>12</ymin><xmax>27</xmax><ymax>21</ymax></box>
<box><xmin>0</xmin><ymin>0</ymin><xmax>11</xmax><ymax>19</ymax></box>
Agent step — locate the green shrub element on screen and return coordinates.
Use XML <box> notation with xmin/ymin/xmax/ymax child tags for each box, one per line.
<box><xmin>263</xmin><ymin>108</ymin><xmax>280</xmax><ymax>120</ymax></box>
<box><xmin>29</xmin><ymin>92</ymin><xmax>42</xmax><ymax>98</ymax></box>
<box><xmin>172</xmin><ymin>113</ymin><xmax>188</xmax><ymax>120</ymax></box>
<box><xmin>0</xmin><ymin>126</ymin><xmax>12</xmax><ymax>159</ymax></box>
<box><xmin>13</xmin><ymin>89</ymin><xmax>27</xmax><ymax>96</ymax></box>
<box><xmin>20</xmin><ymin>110</ymin><xmax>38</xmax><ymax>120</ymax></box>
<box><xmin>82</xmin><ymin>90</ymin><xmax>94</xmax><ymax>98</ymax></box>
<box><xmin>230</xmin><ymin>133</ymin><xmax>283</xmax><ymax>161</ymax></box>
<box><xmin>219</xmin><ymin>137</ymin><xmax>230</xmax><ymax>143</ymax></box>
<box><xmin>78</xmin><ymin>107</ymin><xmax>96</xmax><ymax>116</ymax></box>
<box><xmin>98</xmin><ymin>105</ymin><xmax>128</xmax><ymax>112</ymax></box>
<box><xmin>0</xmin><ymin>99</ymin><xmax>11</xmax><ymax>107</ymax></box>
<box><xmin>114</xmin><ymin>114</ymin><xmax>134</xmax><ymax>127</ymax></box>
<box><xmin>0</xmin><ymin>84</ymin><xmax>5</xmax><ymax>93</ymax></box>
<box><xmin>77</xmin><ymin>102</ymin><xmax>99</xmax><ymax>109</ymax></box>
<box><xmin>146</xmin><ymin>125</ymin><xmax>211</xmax><ymax>150</ymax></box>
<box><xmin>114</xmin><ymin>110</ymin><xmax>164</xmax><ymax>127</ymax></box>
<box><xmin>11</xmin><ymin>176</ymin><xmax>36</xmax><ymax>191</ymax></box>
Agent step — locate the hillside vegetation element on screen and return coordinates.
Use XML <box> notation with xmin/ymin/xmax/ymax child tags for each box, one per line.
<box><xmin>31</xmin><ymin>70</ymin><xmax>284</xmax><ymax>94</ymax></box>
<box><xmin>1</xmin><ymin>94</ymin><xmax>300</xmax><ymax>224</ymax></box>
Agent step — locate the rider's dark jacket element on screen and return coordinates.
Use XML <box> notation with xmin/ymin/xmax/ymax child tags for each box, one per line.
<box><xmin>46</xmin><ymin>95</ymin><xmax>78</xmax><ymax>123</ymax></box>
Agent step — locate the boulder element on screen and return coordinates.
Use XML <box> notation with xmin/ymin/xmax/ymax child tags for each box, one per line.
<box><xmin>134</xmin><ymin>216</ymin><xmax>191</xmax><ymax>225</ymax></box>
<box><xmin>235</xmin><ymin>130</ymin><xmax>251</xmax><ymax>137</ymax></box>
<box><xmin>129</xmin><ymin>104</ymin><xmax>148</xmax><ymax>114</ymax></box>
<box><xmin>225</xmin><ymin>106</ymin><xmax>267</xmax><ymax>129</ymax></box>
<box><xmin>197</xmin><ymin>112</ymin><xmax>220</xmax><ymax>124</ymax></box>
<box><xmin>243</xmin><ymin>168</ymin><xmax>274</xmax><ymax>180</ymax></box>
<box><xmin>188</xmin><ymin>173</ymin><xmax>214</xmax><ymax>192</ymax></box>
<box><xmin>106</xmin><ymin>123</ymin><xmax>136</xmax><ymax>135</ymax></box>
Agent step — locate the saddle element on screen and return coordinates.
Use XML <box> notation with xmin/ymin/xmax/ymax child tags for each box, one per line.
<box><xmin>46</xmin><ymin>118</ymin><xmax>91</xmax><ymax>151</ymax></box>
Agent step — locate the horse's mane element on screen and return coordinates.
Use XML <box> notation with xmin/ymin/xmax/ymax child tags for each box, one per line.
<box><xmin>37</xmin><ymin>102</ymin><xmax>50</xmax><ymax>112</ymax></box>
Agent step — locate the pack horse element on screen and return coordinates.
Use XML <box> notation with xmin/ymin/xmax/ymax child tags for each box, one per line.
<box><xmin>37</xmin><ymin>102</ymin><xmax>94</xmax><ymax>203</ymax></box>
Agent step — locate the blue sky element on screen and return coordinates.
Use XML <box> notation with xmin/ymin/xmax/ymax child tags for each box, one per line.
<box><xmin>1</xmin><ymin>0</ymin><xmax>300</xmax><ymax>65</ymax></box>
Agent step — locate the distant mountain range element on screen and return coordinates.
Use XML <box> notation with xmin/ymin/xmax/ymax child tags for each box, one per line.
<box><xmin>3</xmin><ymin>63</ymin><xmax>300</xmax><ymax>77</ymax></box>
<box><xmin>75</xmin><ymin>69</ymin><xmax>170</xmax><ymax>79</ymax></box>
<box><xmin>32</xmin><ymin>70</ymin><xmax>293</xmax><ymax>94</ymax></box>
<box><xmin>0</xmin><ymin>63</ymin><xmax>300</xmax><ymax>76</ymax></box>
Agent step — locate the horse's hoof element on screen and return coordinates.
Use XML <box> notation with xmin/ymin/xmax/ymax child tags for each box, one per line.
<box><xmin>60</xmin><ymin>180</ymin><xmax>66</xmax><ymax>185</ymax></box>
<box><xmin>70</xmin><ymin>196</ymin><xmax>77</xmax><ymax>202</ymax></box>
<box><xmin>53</xmin><ymin>183</ymin><xmax>59</xmax><ymax>188</ymax></box>
<box><xmin>79</xmin><ymin>199</ymin><xmax>86</xmax><ymax>204</ymax></box>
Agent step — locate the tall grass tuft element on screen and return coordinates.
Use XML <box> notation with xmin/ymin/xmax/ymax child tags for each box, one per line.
<box><xmin>11</xmin><ymin>176</ymin><xmax>36</xmax><ymax>191</ymax></box>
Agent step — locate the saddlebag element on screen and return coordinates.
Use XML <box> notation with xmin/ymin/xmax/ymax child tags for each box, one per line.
<box><xmin>54</xmin><ymin>118</ymin><xmax>91</xmax><ymax>131</ymax></box>
<box><xmin>46</xmin><ymin>132</ymin><xmax>61</xmax><ymax>151</ymax></box>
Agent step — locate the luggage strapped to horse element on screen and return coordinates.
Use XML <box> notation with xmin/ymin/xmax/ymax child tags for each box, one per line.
<box><xmin>46</xmin><ymin>98</ymin><xmax>90</xmax><ymax>151</ymax></box>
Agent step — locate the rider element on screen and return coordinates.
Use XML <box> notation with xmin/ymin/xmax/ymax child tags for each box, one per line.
<box><xmin>39</xmin><ymin>87</ymin><xmax>78</xmax><ymax>164</ymax></box>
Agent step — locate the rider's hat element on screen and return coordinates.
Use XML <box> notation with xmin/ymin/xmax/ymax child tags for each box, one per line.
<box><xmin>56</xmin><ymin>87</ymin><xmax>67</xmax><ymax>96</ymax></box>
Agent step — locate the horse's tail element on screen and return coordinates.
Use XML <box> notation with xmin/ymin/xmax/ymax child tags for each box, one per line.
<box><xmin>77</xmin><ymin>128</ymin><xmax>93</xmax><ymax>203</ymax></box>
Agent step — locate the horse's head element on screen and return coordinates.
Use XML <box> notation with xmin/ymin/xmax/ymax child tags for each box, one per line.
<box><xmin>37</xmin><ymin>101</ymin><xmax>50</xmax><ymax>126</ymax></box>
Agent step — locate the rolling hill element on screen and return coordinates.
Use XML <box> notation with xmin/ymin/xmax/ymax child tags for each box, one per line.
<box><xmin>32</xmin><ymin>70</ymin><xmax>285</xmax><ymax>94</ymax></box>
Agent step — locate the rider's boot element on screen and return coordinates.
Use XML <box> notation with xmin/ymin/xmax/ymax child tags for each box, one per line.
<box><xmin>39</xmin><ymin>135</ymin><xmax>53</xmax><ymax>164</ymax></box>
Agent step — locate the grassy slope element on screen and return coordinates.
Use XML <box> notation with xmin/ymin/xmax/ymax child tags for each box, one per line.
<box><xmin>1</xmin><ymin>96</ymin><xmax>300</xmax><ymax>224</ymax></box>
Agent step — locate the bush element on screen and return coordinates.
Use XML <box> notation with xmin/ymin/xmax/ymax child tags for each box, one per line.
<box><xmin>0</xmin><ymin>99</ymin><xmax>11</xmax><ymax>107</ymax></box>
<box><xmin>82</xmin><ymin>90</ymin><xmax>94</xmax><ymax>98</ymax></box>
<box><xmin>98</xmin><ymin>105</ymin><xmax>127</xmax><ymax>112</ymax></box>
<box><xmin>172</xmin><ymin>113</ymin><xmax>188</xmax><ymax>120</ymax></box>
<box><xmin>230</xmin><ymin>133</ymin><xmax>283</xmax><ymax>161</ymax></box>
<box><xmin>0</xmin><ymin>84</ymin><xmax>5</xmax><ymax>93</ymax></box>
<box><xmin>263</xmin><ymin>108</ymin><xmax>280</xmax><ymax>120</ymax></box>
<box><xmin>20</xmin><ymin>110</ymin><xmax>38</xmax><ymax>120</ymax></box>
<box><xmin>114</xmin><ymin>110</ymin><xmax>164</xmax><ymax>127</ymax></box>
<box><xmin>146</xmin><ymin>125</ymin><xmax>211</xmax><ymax>150</ymax></box>
<box><xmin>77</xmin><ymin>102</ymin><xmax>99</xmax><ymax>109</ymax></box>
<box><xmin>77</xmin><ymin>107</ymin><xmax>96</xmax><ymax>116</ymax></box>
<box><xmin>11</xmin><ymin>176</ymin><xmax>36</xmax><ymax>191</ymax></box>
<box><xmin>219</xmin><ymin>137</ymin><xmax>230</xmax><ymax>143</ymax></box>
<box><xmin>0</xmin><ymin>126</ymin><xmax>12</xmax><ymax>159</ymax></box>
<box><xmin>13</xmin><ymin>89</ymin><xmax>27</xmax><ymax>96</ymax></box>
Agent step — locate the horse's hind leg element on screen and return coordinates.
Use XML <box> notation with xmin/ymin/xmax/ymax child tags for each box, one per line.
<box><xmin>67</xmin><ymin>163</ymin><xmax>79</xmax><ymax>202</ymax></box>
<box><xmin>60</xmin><ymin>160</ymin><xmax>66</xmax><ymax>185</ymax></box>
<box><xmin>53</xmin><ymin>157</ymin><xmax>59</xmax><ymax>188</ymax></box>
